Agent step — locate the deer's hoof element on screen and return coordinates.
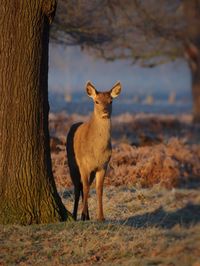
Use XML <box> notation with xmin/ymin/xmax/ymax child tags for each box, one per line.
<box><xmin>72</xmin><ymin>214</ymin><xmax>77</xmax><ymax>221</ymax></box>
<box><xmin>97</xmin><ymin>217</ymin><xmax>105</xmax><ymax>222</ymax></box>
<box><xmin>81</xmin><ymin>213</ymin><xmax>90</xmax><ymax>221</ymax></box>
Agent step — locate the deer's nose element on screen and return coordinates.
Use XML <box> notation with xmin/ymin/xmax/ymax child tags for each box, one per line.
<box><xmin>103</xmin><ymin>104</ymin><xmax>111</xmax><ymax>112</ymax></box>
<box><xmin>101</xmin><ymin>106</ymin><xmax>111</xmax><ymax>117</ymax></box>
<box><xmin>103</xmin><ymin>106</ymin><xmax>110</xmax><ymax>113</ymax></box>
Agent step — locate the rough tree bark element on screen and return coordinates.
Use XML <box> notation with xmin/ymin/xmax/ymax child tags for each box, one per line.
<box><xmin>0</xmin><ymin>1</ymin><xmax>71</xmax><ymax>224</ymax></box>
<box><xmin>183</xmin><ymin>0</ymin><xmax>200</xmax><ymax>123</ymax></box>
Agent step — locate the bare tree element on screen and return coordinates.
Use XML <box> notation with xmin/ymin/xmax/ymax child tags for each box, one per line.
<box><xmin>51</xmin><ymin>0</ymin><xmax>184</xmax><ymax>64</ymax></box>
<box><xmin>51</xmin><ymin>0</ymin><xmax>114</xmax><ymax>47</ymax></box>
<box><xmin>52</xmin><ymin>0</ymin><xmax>200</xmax><ymax>122</ymax></box>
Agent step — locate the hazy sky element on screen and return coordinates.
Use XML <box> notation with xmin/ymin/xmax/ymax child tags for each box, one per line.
<box><xmin>49</xmin><ymin>44</ymin><xmax>191</xmax><ymax>96</ymax></box>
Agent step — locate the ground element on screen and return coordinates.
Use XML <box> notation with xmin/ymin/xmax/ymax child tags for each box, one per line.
<box><xmin>0</xmin><ymin>112</ymin><xmax>200</xmax><ymax>266</ymax></box>
<box><xmin>1</xmin><ymin>186</ymin><xmax>200</xmax><ymax>265</ymax></box>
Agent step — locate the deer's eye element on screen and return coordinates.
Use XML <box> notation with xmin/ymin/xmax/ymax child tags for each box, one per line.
<box><xmin>95</xmin><ymin>101</ymin><xmax>99</xmax><ymax>104</ymax></box>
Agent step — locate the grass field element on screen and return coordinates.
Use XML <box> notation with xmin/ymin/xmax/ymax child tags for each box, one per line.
<box><xmin>0</xmin><ymin>112</ymin><xmax>200</xmax><ymax>266</ymax></box>
<box><xmin>1</xmin><ymin>186</ymin><xmax>200</xmax><ymax>266</ymax></box>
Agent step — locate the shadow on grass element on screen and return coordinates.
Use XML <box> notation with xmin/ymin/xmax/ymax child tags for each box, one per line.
<box><xmin>109</xmin><ymin>203</ymin><xmax>200</xmax><ymax>229</ymax></box>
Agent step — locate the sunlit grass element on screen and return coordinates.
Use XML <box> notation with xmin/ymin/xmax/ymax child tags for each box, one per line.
<box><xmin>1</xmin><ymin>185</ymin><xmax>200</xmax><ymax>265</ymax></box>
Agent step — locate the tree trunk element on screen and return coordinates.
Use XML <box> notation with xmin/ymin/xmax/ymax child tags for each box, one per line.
<box><xmin>183</xmin><ymin>0</ymin><xmax>200</xmax><ymax>123</ymax></box>
<box><xmin>0</xmin><ymin>1</ymin><xmax>71</xmax><ymax>224</ymax></box>
<box><xmin>185</xmin><ymin>42</ymin><xmax>200</xmax><ymax>123</ymax></box>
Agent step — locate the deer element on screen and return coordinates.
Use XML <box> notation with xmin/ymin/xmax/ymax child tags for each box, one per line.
<box><xmin>66</xmin><ymin>81</ymin><xmax>121</xmax><ymax>221</ymax></box>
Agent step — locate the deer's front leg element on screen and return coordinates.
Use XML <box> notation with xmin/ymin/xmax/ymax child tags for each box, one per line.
<box><xmin>81</xmin><ymin>171</ymin><xmax>90</xmax><ymax>221</ymax></box>
<box><xmin>96</xmin><ymin>168</ymin><xmax>106</xmax><ymax>221</ymax></box>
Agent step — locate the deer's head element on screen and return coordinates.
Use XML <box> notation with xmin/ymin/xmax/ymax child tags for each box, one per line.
<box><xmin>86</xmin><ymin>81</ymin><xmax>122</xmax><ymax>119</ymax></box>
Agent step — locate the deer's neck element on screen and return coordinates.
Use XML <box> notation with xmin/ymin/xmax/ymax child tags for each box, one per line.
<box><xmin>89</xmin><ymin>114</ymin><xmax>111</xmax><ymax>141</ymax></box>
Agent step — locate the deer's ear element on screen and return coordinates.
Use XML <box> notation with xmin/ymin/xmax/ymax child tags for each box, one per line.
<box><xmin>86</xmin><ymin>81</ymin><xmax>97</xmax><ymax>98</ymax></box>
<box><xmin>110</xmin><ymin>82</ymin><xmax>121</xmax><ymax>98</ymax></box>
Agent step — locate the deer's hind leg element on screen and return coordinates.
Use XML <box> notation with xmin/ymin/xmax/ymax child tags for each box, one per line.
<box><xmin>73</xmin><ymin>182</ymin><xmax>82</xmax><ymax>220</ymax></box>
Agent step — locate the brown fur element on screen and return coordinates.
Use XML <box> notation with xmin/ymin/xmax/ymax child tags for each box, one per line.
<box><xmin>66</xmin><ymin>81</ymin><xmax>121</xmax><ymax>221</ymax></box>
